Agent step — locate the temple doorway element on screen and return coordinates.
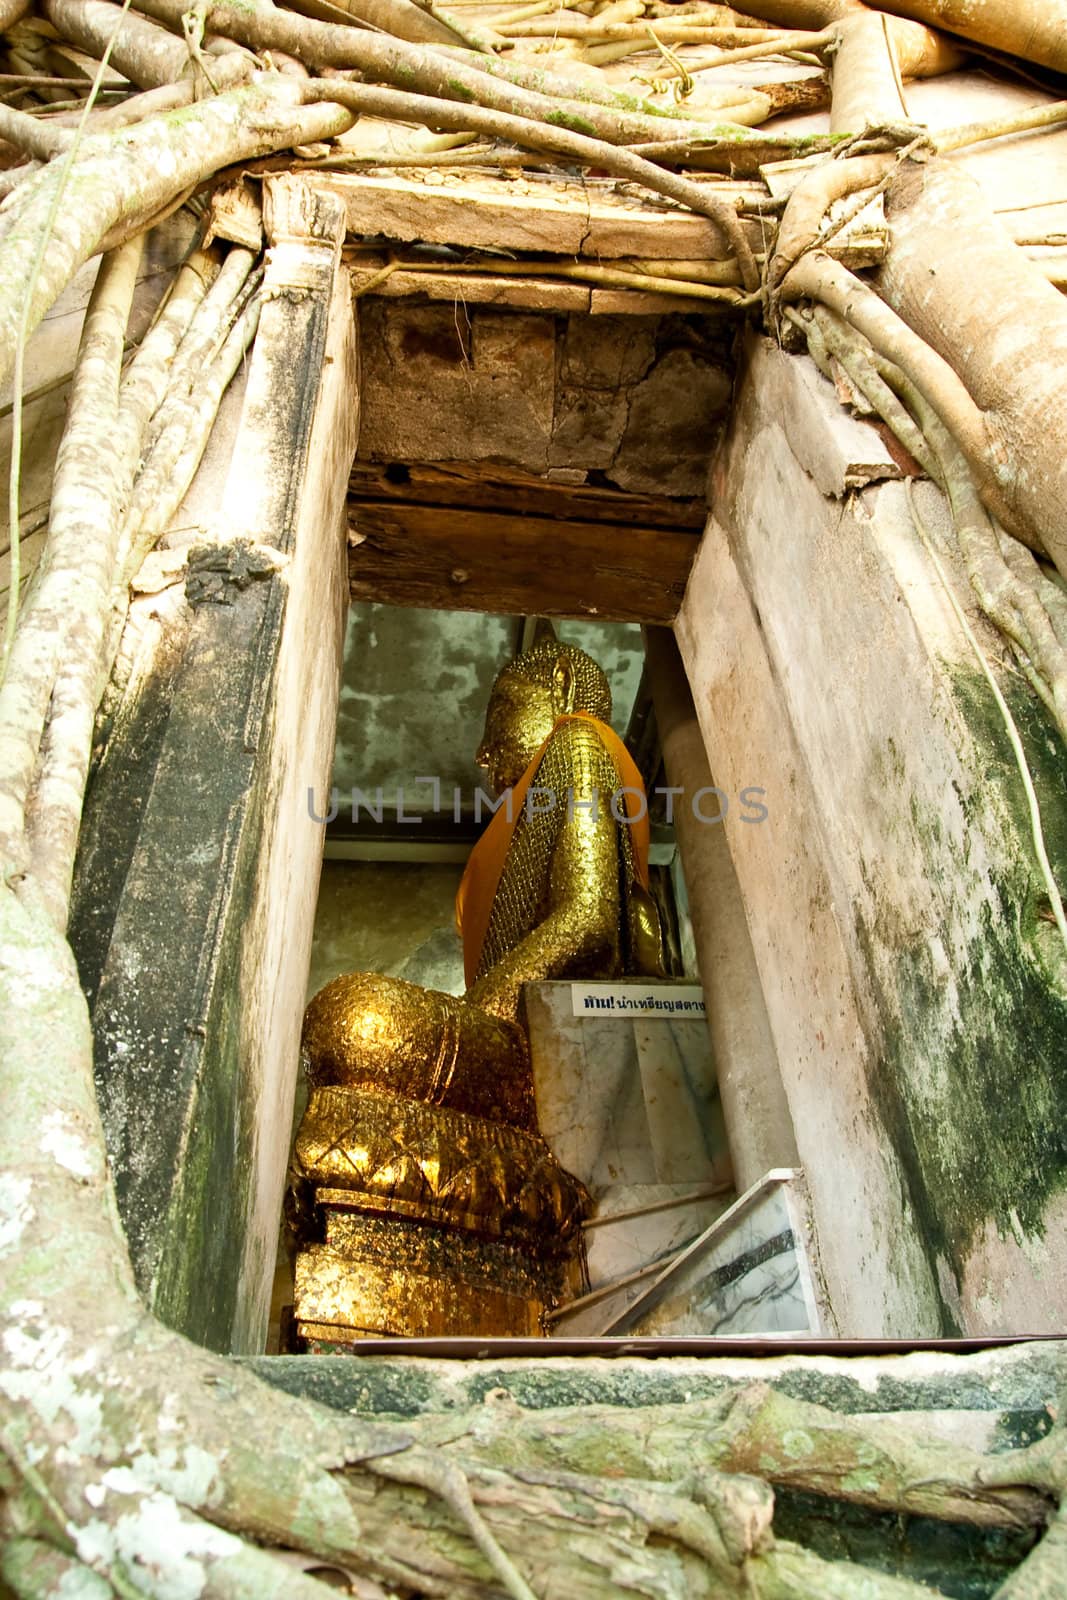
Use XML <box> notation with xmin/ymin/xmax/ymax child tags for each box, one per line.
<box><xmin>269</xmin><ymin>599</ymin><xmax>821</xmax><ymax>1351</ymax></box>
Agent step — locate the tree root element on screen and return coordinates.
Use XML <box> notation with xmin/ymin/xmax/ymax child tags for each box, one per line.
<box><xmin>0</xmin><ymin>839</ymin><xmax>1064</xmax><ymax>1596</ymax></box>
<box><xmin>787</xmin><ymin>297</ymin><xmax>1067</xmax><ymax>744</ymax></box>
<box><xmin>990</xmin><ymin>1505</ymin><xmax>1067</xmax><ymax>1600</ymax></box>
<box><xmin>778</xmin><ymin>250</ymin><xmax>1008</xmax><ymax>525</ymax></box>
<box><xmin>0</xmin><ymin>101</ymin><xmax>72</xmax><ymax>161</ymax></box>
<box><xmin>433</xmin><ymin>41</ymin><xmax>771</xmax><ymax>123</ymax></box>
<box><xmin>0</xmin><ymin>1538</ymin><xmax>111</xmax><ymax>1600</ymax></box>
<box><xmin>117</xmin><ymin>281</ymin><xmax>261</xmax><ymax>582</ymax></box>
<box><xmin>904</xmin><ymin>478</ymin><xmax>1067</xmax><ymax>954</ymax></box>
<box><xmin>0</xmin><ymin>78</ymin><xmax>353</xmax><ymax>392</ymax></box>
<box><xmin>42</xmin><ymin>0</ymin><xmax>201</xmax><ymax>90</ymax></box>
<box><xmin>301</xmin><ymin>76</ymin><xmax>762</xmax><ymax>286</ymax></box>
<box><xmin>2</xmin><ymin>9</ymin><xmax>1067</xmax><ymax>1600</ymax></box>
<box><xmin>125</xmin><ymin>0</ymin><xmax>776</xmax><ymax>152</ymax></box>
<box><xmin>656</xmin><ymin>24</ymin><xmax>837</xmax><ymax>80</ymax></box>
<box><xmin>3</xmin><ymin>849</ymin><xmax>1056</xmax><ymax>1600</ymax></box>
<box><xmin>882</xmin><ymin>357</ymin><xmax>1067</xmax><ymax>741</ymax></box>
<box><xmin>828</xmin><ymin>10</ymin><xmax>908</xmax><ymax>133</ymax></box>
<box><xmin>407</xmin><ymin>1379</ymin><xmax>1051</xmax><ymax>1532</ymax></box>
<box><xmin>0</xmin><ymin>238</ymin><xmax>142</xmax><ymax>892</ymax></box>
<box><xmin>980</xmin><ymin>1409</ymin><xmax>1067</xmax><ymax>1598</ymax></box>
<box><xmin>798</xmin><ymin>302</ymin><xmax>941</xmax><ymax>478</ymax></box>
<box><xmin>769</xmin><ymin>148</ymin><xmax>893</xmax><ymax>287</ymax></box>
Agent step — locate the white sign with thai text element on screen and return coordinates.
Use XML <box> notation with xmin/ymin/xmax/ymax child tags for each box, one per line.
<box><xmin>570</xmin><ymin>983</ymin><xmax>706</xmax><ymax>1019</ymax></box>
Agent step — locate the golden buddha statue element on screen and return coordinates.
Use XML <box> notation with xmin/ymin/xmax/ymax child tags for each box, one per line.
<box><xmin>287</xmin><ymin>625</ymin><xmax>665</xmax><ymax>1345</ymax></box>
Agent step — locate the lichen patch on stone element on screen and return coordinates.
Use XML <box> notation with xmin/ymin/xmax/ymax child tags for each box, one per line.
<box><xmin>0</xmin><ymin>1173</ymin><xmax>34</xmax><ymax>1255</ymax></box>
<box><xmin>102</xmin><ymin>1444</ymin><xmax>221</xmax><ymax>1510</ymax></box>
<box><xmin>77</xmin><ymin>1492</ymin><xmax>240</xmax><ymax>1600</ymax></box>
<box><xmin>41</xmin><ymin>1109</ymin><xmax>96</xmax><ymax>1179</ymax></box>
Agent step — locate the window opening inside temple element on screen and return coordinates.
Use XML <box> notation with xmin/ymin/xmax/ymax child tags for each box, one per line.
<box><xmin>271</xmin><ymin>600</ymin><xmax>816</xmax><ymax>1351</ymax></box>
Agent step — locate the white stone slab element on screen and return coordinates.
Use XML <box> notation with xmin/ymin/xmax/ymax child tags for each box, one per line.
<box><xmin>582</xmin><ymin>1183</ymin><xmax>732</xmax><ymax>1290</ymax></box>
<box><xmin>633</xmin><ymin>1179</ymin><xmax>822</xmax><ymax>1338</ymax></box>
<box><xmin>551</xmin><ymin>1172</ymin><xmax>822</xmax><ymax>1339</ymax></box>
<box><xmin>525</xmin><ymin>981</ymin><xmax>730</xmax><ymax>1194</ymax></box>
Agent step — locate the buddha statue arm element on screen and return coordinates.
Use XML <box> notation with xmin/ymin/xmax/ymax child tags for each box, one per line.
<box><xmin>466</xmin><ymin>761</ymin><xmax>622</xmax><ymax>1021</ymax></box>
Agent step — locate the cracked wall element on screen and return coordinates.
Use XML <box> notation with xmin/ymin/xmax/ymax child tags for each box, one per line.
<box><xmin>355</xmin><ymin>300</ymin><xmax>734</xmax><ymax>499</ymax></box>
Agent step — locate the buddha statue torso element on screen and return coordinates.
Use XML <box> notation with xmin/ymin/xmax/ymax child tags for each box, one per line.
<box><xmin>286</xmin><ymin>628</ymin><xmax>664</xmax><ymax>1346</ymax></box>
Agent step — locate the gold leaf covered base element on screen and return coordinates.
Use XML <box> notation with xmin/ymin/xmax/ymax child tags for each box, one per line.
<box><xmin>292</xmin><ymin>1083</ymin><xmax>588</xmax><ymax>1243</ymax></box>
<box><xmin>294</xmin><ymin>1213</ymin><xmax>551</xmax><ymax>1341</ymax></box>
<box><xmin>288</xmin><ymin>1086</ymin><xmax>589</xmax><ymax>1342</ymax></box>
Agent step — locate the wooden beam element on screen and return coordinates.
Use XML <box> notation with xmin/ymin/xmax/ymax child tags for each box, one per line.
<box><xmin>349</xmin><ymin>261</ymin><xmax>732</xmax><ymax>316</ymax></box>
<box><xmin>349</xmin><ymin>460</ymin><xmax>706</xmax><ymax>530</ymax></box>
<box><xmin>321</xmin><ymin>170</ymin><xmax>764</xmax><ymax>260</ymax></box>
<box><xmin>348</xmin><ymin>500</ymin><xmax>699</xmax><ymax>621</ymax></box>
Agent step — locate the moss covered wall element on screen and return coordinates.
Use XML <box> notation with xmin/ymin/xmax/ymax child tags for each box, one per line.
<box><xmin>856</xmin><ymin>674</ymin><xmax>1067</xmax><ymax>1333</ymax></box>
<box><xmin>677</xmin><ymin>334</ymin><xmax>1067</xmax><ymax>1336</ymax></box>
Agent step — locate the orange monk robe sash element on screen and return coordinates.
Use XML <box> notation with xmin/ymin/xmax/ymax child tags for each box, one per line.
<box><xmin>455</xmin><ymin>712</ymin><xmax>651</xmax><ymax>988</ymax></box>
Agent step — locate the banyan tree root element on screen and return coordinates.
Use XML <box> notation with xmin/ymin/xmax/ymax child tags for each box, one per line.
<box><xmin>116</xmin><ymin>0</ymin><xmax>793</xmax><ymax>150</ymax></box>
<box><xmin>298</xmin><ymin>76</ymin><xmax>761</xmax><ymax>287</ymax></box>
<box><xmin>40</xmin><ymin>0</ymin><xmax>223</xmax><ymax>90</ymax></box>
<box><xmin>768</xmin><ymin>147</ymin><xmax>897</xmax><ymax>287</ymax></box>
<box><xmin>91</xmin><ymin>244</ymin><xmax>265</xmax><ymax>743</ymax></box>
<box><xmin>801</xmin><ymin>302</ymin><xmax>941</xmax><ymax>478</ymax></box>
<box><xmin>0</xmin><ymin>219</ymin><xmax>265</xmax><ymax>921</ymax></box>
<box><xmin>404</xmin><ymin>1379</ymin><xmax>1052</xmax><ymax>1532</ymax></box>
<box><xmin>786</xmin><ymin>300</ymin><xmax>1067</xmax><ymax>742</ymax></box>
<box><xmin>3</xmin><ymin>6</ymin><xmax>1067</xmax><ymax>1597</ymax></box>
<box><xmin>3</xmin><ymin>222</ymin><xmax>1066</xmax><ymax>1572</ymax></box>
<box><xmin>16</xmin><ymin>245</ymin><xmax>267</xmax><ymax>930</ymax></box>
<box><xmin>0</xmin><ymin>77</ymin><xmax>354</xmax><ymax>396</ymax></box>
<box><xmin>117</xmin><ymin>275</ymin><xmax>262</xmax><ymax>581</ymax></box>
<box><xmin>0</xmin><ymin>972</ymin><xmax>1061</xmax><ymax>1600</ymax></box>
<box><xmin>875</xmin><ymin>0</ymin><xmax>1067</xmax><ymax>76</ymax></box>
<box><xmin>431</xmin><ymin>43</ymin><xmax>783</xmax><ymax>123</ymax></box>
<box><xmin>0</xmin><ymin>239</ymin><xmax>142</xmax><ymax>899</ymax></box>
<box><xmin>777</xmin><ymin>247</ymin><xmax>1026</xmax><ymax>539</ymax></box>
<box><xmin>980</xmin><ymin>1415</ymin><xmax>1067</xmax><ymax>1600</ymax></box>
<box><xmin>134</xmin><ymin>245</ymin><xmax>259</xmax><ymax>462</ymax></box>
<box><xmin>767</xmin><ymin>92</ymin><xmax>1067</xmax><ymax>584</ymax></box>
<box><xmin>875</xmin><ymin>157</ymin><xmax>1067</xmax><ymax>582</ymax></box>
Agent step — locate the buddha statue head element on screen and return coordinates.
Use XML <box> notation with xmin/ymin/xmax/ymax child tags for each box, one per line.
<box><xmin>476</xmin><ymin>625</ymin><xmax>612</xmax><ymax>795</ymax></box>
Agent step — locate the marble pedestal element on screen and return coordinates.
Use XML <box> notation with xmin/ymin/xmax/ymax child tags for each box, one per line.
<box><xmin>525</xmin><ymin>981</ymin><xmax>824</xmax><ymax>1338</ymax></box>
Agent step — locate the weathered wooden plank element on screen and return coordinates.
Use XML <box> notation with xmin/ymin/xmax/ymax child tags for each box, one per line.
<box><xmin>203</xmin><ymin>174</ymin><xmax>263</xmax><ymax>251</ymax></box>
<box><xmin>349</xmin><ymin>262</ymin><xmax>725</xmax><ymax>316</ymax></box>
<box><xmin>354</xmin><ymin>263</ymin><xmax>592</xmax><ymax>313</ymax></box>
<box><xmin>348</xmin><ymin>459</ymin><xmax>707</xmax><ymax>529</ymax></box>
<box><xmin>321</xmin><ymin>170</ymin><xmax>763</xmax><ymax>259</ymax></box>
<box><xmin>348</xmin><ymin>500</ymin><xmax>699</xmax><ymax>620</ymax></box>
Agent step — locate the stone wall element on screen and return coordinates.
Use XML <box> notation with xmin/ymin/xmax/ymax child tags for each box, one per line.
<box><xmin>356</xmin><ymin>301</ymin><xmax>734</xmax><ymax>499</ymax></box>
<box><xmin>676</xmin><ymin>333</ymin><xmax>1067</xmax><ymax>1337</ymax></box>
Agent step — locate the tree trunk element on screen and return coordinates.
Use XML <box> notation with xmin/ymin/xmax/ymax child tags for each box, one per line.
<box><xmin>877</xmin><ymin>157</ymin><xmax>1067</xmax><ymax>577</ymax></box>
<box><xmin>878</xmin><ymin>0</ymin><xmax>1067</xmax><ymax>73</ymax></box>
